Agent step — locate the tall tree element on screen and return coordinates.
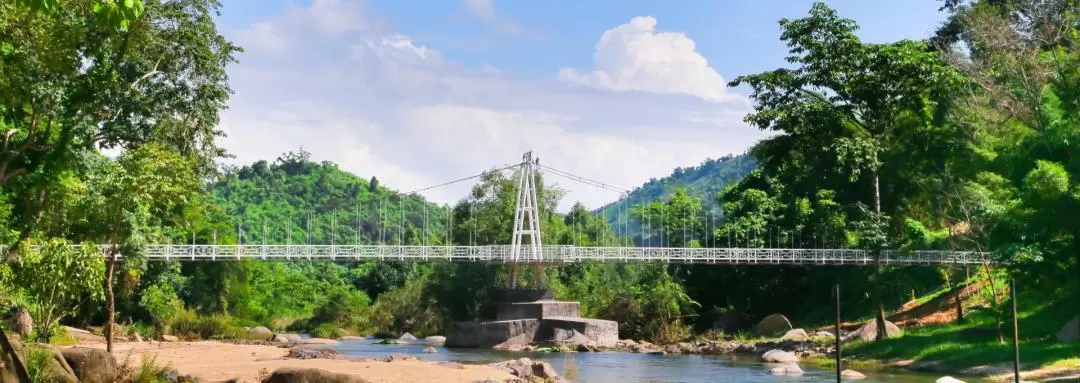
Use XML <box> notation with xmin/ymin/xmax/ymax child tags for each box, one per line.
<box><xmin>728</xmin><ymin>2</ymin><xmax>964</xmax><ymax>340</ymax></box>
<box><xmin>74</xmin><ymin>144</ymin><xmax>199</xmax><ymax>351</ymax></box>
<box><xmin>0</xmin><ymin>0</ymin><xmax>238</xmax><ymax>258</ymax></box>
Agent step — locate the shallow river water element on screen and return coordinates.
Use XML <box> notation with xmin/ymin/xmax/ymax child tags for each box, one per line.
<box><xmin>330</xmin><ymin>338</ymin><xmax>986</xmax><ymax>383</ymax></box>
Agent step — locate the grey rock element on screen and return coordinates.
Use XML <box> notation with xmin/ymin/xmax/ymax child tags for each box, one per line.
<box><xmin>61</xmin><ymin>347</ymin><xmax>118</xmax><ymax>383</ymax></box>
<box><xmin>423</xmin><ymin>347</ymin><xmax>438</xmax><ymax>353</ymax></box>
<box><xmin>245</xmin><ymin>326</ymin><xmax>273</xmax><ymax>340</ymax></box>
<box><xmin>844</xmin><ymin>320</ymin><xmax>903</xmax><ymax>342</ymax></box>
<box><xmin>753</xmin><ymin>314</ymin><xmax>793</xmax><ymax>337</ymax></box>
<box><xmin>841</xmin><ymin>369</ymin><xmax>866</xmax><ymax>380</ymax></box>
<box><xmin>761</xmin><ymin>349</ymin><xmax>800</xmax><ymax>363</ymax></box>
<box><xmin>262</xmin><ymin>367</ymin><xmax>368</xmax><ymax>383</ymax></box>
<box><xmin>1056</xmin><ymin>316</ymin><xmax>1079</xmax><ymax>342</ymax></box>
<box><xmin>769</xmin><ymin>363</ymin><xmax>804</xmax><ymax>375</ymax></box>
<box><xmin>781</xmin><ymin>329</ymin><xmax>810</xmax><ymax>342</ymax></box>
<box><xmin>398</xmin><ymin>332</ymin><xmax>418</xmax><ymax>342</ymax></box>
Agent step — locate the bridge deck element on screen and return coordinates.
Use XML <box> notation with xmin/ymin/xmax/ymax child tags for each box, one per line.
<box><xmin>4</xmin><ymin>245</ymin><xmax>988</xmax><ymax>266</ymax></box>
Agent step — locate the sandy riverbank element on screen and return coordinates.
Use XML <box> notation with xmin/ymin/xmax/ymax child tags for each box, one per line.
<box><xmin>77</xmin><ymin>341</ymin><xmax>516</xmax><ymax>382</ymax></box>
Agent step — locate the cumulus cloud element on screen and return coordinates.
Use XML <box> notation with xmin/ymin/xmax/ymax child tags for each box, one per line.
<box><xmin>558</xmin><ymin>16</ymin><xmax>741</xmax><ymax>103</ymax></box>
<box><xmin>220</xmin><ymin>4</ymin><xmax>763</xmax><ymax>212</ymax></box>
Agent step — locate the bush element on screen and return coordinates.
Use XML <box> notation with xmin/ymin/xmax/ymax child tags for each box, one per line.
<box><xmin>25</xmin><ymin>346</ymin><xmax>55</xmax><ymax>383</ymax></box>
<box><xmin>139</xmin><ymin>283</ymin><xmax>184</xmax><ymax>333</ymax></box>
<box><xmin>311</xmin><ymin>323</ymin><xmax>346</xmax><ymax>339</ymax></box>
<box><xmin>168</xmin><ymin>311</ymin><xmax>244</xmax><ymax>340</ymax></box>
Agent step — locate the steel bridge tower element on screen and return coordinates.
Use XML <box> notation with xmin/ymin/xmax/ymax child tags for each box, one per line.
<box><xmin>510</xmin><ymin>151</ymin><xmax>542</xmax><ymax>262</ymax></box>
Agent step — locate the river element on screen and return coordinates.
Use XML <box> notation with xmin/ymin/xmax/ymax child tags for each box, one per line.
<box><xmin>330</xmin><ymin>338</ymin><xmax>981</xmax><ymax>382</ymax></box>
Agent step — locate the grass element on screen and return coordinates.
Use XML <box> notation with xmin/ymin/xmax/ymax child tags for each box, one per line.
<box><xmin>844</xmin><ymin>289</ymin><xmax>1080</xmax><ymax>371</ymax></box>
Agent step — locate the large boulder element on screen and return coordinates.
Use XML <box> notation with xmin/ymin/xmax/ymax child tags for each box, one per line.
<box><xmin>936</xmin><ymin>377</ymin><xmax>965</xmax><ymax>383</ymax></box>
<box><xmin>12</xmin><ymin>307</ymin><xmax>32</xmax><ymax>338</ymax></box>
<box><xmin>35</xmin><ymin>347</ymin><xmax>78</xmax><ymax>383</ymax></box>
<box><xmin>761</xmin><ymin>349</ymin><xmax>800</xmax><ymax>364</ymax></box>
<box><xmin>1056</xmin><ymin>316</ymin><xmax>1079</xmax><ymax>342</ymax></box>
<box><xmin>161</xmin><ymin>335</ymin><xmax>180</xmax><ymax>342</ymax></box>
<box><xmin>781</xmin><ymin>329</ymin><xmax>810</xmax><ymax>342</ymax></box>
<box><xmin>488</xmin><ymin>358</ymin><xmax>564</xmax><ymax>382</ymax></box>
<box><xmin>246</xmin><ymin>327</ymin><xmax>274</xmax><ymax>340</ymax></box>
<box><xmin>424</xmin><ymin>335</ymin><xmax>446</xmax><ymax>344</ymax></box>
<box><xmin>261</xmin><ymin>367</ymin><xmax>369</xmax><ymax>383</ymax></box>
<box><xmin>0</xmin><ymin>336</ymin><xmax>26</xmax><ymax>383</ymax></box>
<box><xmin>274</xmin><ymin>333</ymin><xmax>302</xmax><ymax>345</ymax></box>
<box><xmin>61</xmin><ymin>347</ymin><xmax>118</xmax><ymax>383</ymax></box>
<box><xmin>398</xmin><ymin>333</ymin><xmax>417</xmax><ymax>342</ymax></box>
<box><xmin>844</xmin><ymin>320</ymin><xmax>903</xmax><ymax>342</ymax></box>
<box><xmin>753</xmin><ymin>314</ymin><xmax>792</xmax><ymax>337</ymax></box>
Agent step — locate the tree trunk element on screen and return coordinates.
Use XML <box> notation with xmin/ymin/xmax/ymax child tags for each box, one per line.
<box><xmin>873</xmin><ymin>172</ymin><xmax>881</xmax><ymax>214</ymax></box>
<box><xmin>872</xmin><ymin>169</ymin><xmax>888</xmax><ymax>341</ymax></box>
<box><xmin>508</xmin><ymin>264</ymin><xmax>518</xmax><ymax>289</ymax></box>
<box><xmin>105</xmin><ymin>253</ymin><xmax>117</xmax><ymax>353</ymax></box>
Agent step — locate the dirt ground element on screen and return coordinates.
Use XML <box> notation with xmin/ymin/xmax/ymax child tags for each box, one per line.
<box><xmin>76</xmin><ymin>341</ymin><xmax>515</xmax><ymax>383</ymax></box>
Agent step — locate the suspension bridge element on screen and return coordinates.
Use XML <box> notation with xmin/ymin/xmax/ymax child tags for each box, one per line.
<box><xmin>5</xmin><ymin>152</ymin><xmax>988</xmax><ymax>266</ymax></box>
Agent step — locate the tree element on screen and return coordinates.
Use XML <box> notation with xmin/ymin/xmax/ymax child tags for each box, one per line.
<box><xmin>632</xmin><ymin>188</ymin><xmax>703</xmax><ymax>248</ymax></box>
<box><xmin>74</xmin><ymin>144</ymin><xmax>200</xmax><ymax>351</ymax></box>
<box><xmin>13</xmin><ymin>239</ymin><xmax>105</xmax><ymax>341</ymax></box>
<box><xmin>728</xmin><ymin>2</ymin><xmax>965</xmax><ymax>340</ymax></box>
<box><xmin>0</xmin><ymin>0</ymin><xmax>238</xmax><ymax>258</ymax></box>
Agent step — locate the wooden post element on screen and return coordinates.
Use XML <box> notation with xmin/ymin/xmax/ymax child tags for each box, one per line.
<box><xmin>1011</xmin><ymin>279</ymin><xmax>1020</xmax><ymax>383</ymax></box>
<box><xmin>835</xmin><ymin>283</ymin><xmax>842</xmax><ymax>383</ymax></box>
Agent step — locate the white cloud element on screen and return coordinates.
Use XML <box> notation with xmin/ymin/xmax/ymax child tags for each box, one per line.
<box><xmin>558</xmin><ymin>16</ymin><xmax>741</xmax><ymax>103</ymax></box>
<box><xmin>230</xmin><ymin>22</ymin><xmax>287</xmax><ymax>55</ymax></box>
<box><xmin>220</xmin><ymin>4</ymin><xmax>764</xmax><ymax>213</ymax></box>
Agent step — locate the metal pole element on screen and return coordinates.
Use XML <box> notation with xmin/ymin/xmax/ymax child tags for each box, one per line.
<box><xmin>1012</xmin><ymin>278</ymin><xmax>1021</xmax><ymax>383</ymax></box>
<box><xmin>835</xmin><ymin>283</ymin><xmax>842</xmax><ymax>383</ymax></box>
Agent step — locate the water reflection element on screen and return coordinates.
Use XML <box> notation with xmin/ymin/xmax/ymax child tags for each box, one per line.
<box><xmin>331</xmin><ymin>338</ymin><xmax>981</xmax><ymax>383</ymax></box>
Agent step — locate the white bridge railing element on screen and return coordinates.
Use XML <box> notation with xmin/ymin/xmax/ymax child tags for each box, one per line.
<box><xmin>3</xmin><ymin>244</ymin><xmax>988</xmax><ymax>266</ymax></box>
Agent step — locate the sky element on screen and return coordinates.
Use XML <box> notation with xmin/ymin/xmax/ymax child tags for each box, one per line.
<box><xmin>214</xmin><ymin>0</ymin><xmax>949</xmax><ymax>211</ymax></box>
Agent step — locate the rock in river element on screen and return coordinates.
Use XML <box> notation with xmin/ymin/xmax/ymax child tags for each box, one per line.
<box><xmin>769</xmin><ymin>363</ymin><xmax>804</xmax><ymax>376</ymax></box>
<box><xmin>761</xmin><ymin>349</ymin><xmax>800</xmax><ymax>363</ymax></box>
<box><xmin>753</xmin><ymin>314</ymin><xmax>793</xmax><ymax>337</ymax></box>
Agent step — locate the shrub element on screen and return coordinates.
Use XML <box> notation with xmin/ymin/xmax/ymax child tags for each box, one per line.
<box><xmin>139</xmin><ymin>283</ymin><xmax>184</xmax><ymax>333</ymax></box>
<box><xmin>169</xmin><ymin>311</ymin><xmax>244</xmax><ymax>340</ymax></box>
<box><xmin>24</xmin><ymin>346</ymin><xmax>55</xmax><ymax>383</ymax></box>
<box><xmin>311</xmin><ymin>323</ymin><xmax>345</xmax><ymax>339</ymax></box>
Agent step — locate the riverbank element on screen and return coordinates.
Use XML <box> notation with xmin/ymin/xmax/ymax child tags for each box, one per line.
<box><xmin>77</xmin><ymin>341</ymin><xmax>518</xmax><ymax>382</ymax></box>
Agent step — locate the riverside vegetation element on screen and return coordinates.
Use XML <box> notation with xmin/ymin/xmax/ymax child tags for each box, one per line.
<box><xmin>3</xmin><ymin>0</ymin><xmax>1080</xmax><ymax>381</ymax></box>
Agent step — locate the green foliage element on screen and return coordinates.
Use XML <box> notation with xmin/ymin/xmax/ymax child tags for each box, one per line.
<box><xmin>24</xmin><ymin>345</ymin><xmax>54</xmax><ymax>383</ymax></box>
<box><xmin>138</xmin><ymin>282</ymin><xmax>183</xmax><ymax>331</ymax></box>
<box><xmin>168</xmin><ymin>311</ymin><xmax>242</xmax><ymax>340</ymax></box>
<box><xmin>311</xmin><ymin>323</ymin><xmax>346</xmax><ymax>340</ymax></box>
<box><xmin>14</xmin><ymin>238</ymin><xmax>106</xmax><ymax>341</ymax></box>
<box><xmin>598</xmin><ymin>154</ymin><xmax>755</xmax><ymax>241</ymax></box>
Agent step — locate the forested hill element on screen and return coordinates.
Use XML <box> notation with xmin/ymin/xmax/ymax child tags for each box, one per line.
<box><xmin>210</xmin><ymin>150</ymin><xmax>449</xmax><ymax>246</ymax></box>
<box><xmin>597</xmin><ymin>153</ymin><xmax>755</xmax><ymax>239</ymax></box>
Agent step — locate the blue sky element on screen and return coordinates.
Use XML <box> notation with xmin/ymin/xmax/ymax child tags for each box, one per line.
<box><xmin>213</xmin><ymin>0</ymin><xmax>950</xmax><ymax>209</ymax></box>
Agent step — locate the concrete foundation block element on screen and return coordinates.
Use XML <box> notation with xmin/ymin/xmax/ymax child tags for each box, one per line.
<box><xmin>445</xmin><ymin>319</ymin><xmax>540</xmax><ymax>348</ymax></box>
<box><xmin>541</xmin><ymin>317</ymin><xmax>619</xmax><ymax>347</ymax></box>
<box><xmin>495</xmin><ymin>301</ymin><xmax>581</xmax><ymax>321</ymax></box>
